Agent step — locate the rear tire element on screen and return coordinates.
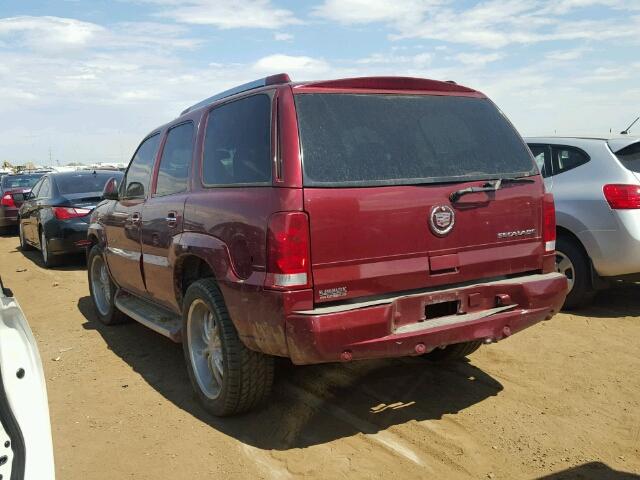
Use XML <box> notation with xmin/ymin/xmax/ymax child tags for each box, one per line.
<box><xmin>88</xmin><ymin>245</ymin><xmax>128</xmax><ymax>325</ymax></box>
<box><xmin>423</xmin><ymin>340</ymin><xmax>483</xmax><ymax>362</ymax></box>
<box><xmin>182</xmin><ymin>278</ymin><xmax>274</xmax><ymax>416</ymax></box>
<box><xmin>556</xmin><ymin>236</ymin><xmax>594</xmax><ymax>310</ymax></box>
<box><xmin>40</xmin><ymin>228</ymin><xmax>59</xmax><ymax>268</ymax></box>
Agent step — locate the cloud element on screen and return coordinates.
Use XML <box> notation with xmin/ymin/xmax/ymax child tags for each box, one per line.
<box><xmin>454</xmin><ymin>52</ymin><xmax>504</xmax><ymax>67</ymax></box>
<box><xmin>274</xmin><ymin>32</ymin><xmax>293</xmax><ymax>41</ymax></box>
<box><xmin>313</xmin><ymin>0</ymin><xmax>640</xmax><ymax>49</ymax></box>
<box><xmin>253</xmin><ymin>54</ymin><xmax>330</xmax><ymax>77</ymax></box>
<box><xmin>312</xmin><ymin>0</ymin><xmax>442</xmax><ymax>24</ymax></box>
<box><xmin>0</xmin><ymin>16</ymin><xmax>104</xmax><ymax>52</ymax></box>
<box><xmin>144</xmin><ymin>0</ymin><xmax>300</xmax><ymax>29</ymax></box>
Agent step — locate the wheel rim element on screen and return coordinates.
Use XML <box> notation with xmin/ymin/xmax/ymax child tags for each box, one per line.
<box><xmin>556</xmin><ymin>251</ymin><xmax>575</xmax><ymax>293</ymax></box>
<box><xmin>19</xmin><ymin>223</ymin><xmax>24</xmax><ymax>247</ymax></box>
<box><xmin>90</xmin><ymin>254</ymin><xmax>111</xmax><ymax>316</ymax></box>
<box><xmin>187</xmin><ymin>299</ymin><xmax>224</xmax><ymax>400</ymax></box>
<box><xmin>40</xmin><ymin>230</ymin><xmax>48</xmax><ymax>263</ymax></box>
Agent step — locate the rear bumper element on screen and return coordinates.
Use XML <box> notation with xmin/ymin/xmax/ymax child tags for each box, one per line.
<box><xmin>285</xmin><ymin>272</ymin><xmax>567</xmax><ymax>364</ymax></box>
<box><xmin>46</xmin><ymin>221</ymin><xmax>89</xmax><ymax>255</ymax></box>
<box><xmin>0</xmin><ymin>207</ymin><xmax>18</xmax><ymax>227</ymax></box>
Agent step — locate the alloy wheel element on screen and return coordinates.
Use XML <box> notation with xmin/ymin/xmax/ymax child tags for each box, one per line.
<box><xmin>187</xmin><ymin>299</ymin><xmax>224</xmax><ymax>400</ymax></box>
<box><xmin>556</xmin><ymin>251</ymin><xmax>575</xmax><ymax>293</ymax></box>
<box><xmin>90</xmin><ymin>254</ymin><xmax>111</xmax><ymax>317</ymax></box>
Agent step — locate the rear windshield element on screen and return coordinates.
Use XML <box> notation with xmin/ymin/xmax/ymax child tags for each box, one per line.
<box><xmin>1</xmin><ymin>174</ymin><xmax>43</xmax><ymax>189</ymax></box>
<box><xmin>55</xmin><ymin>173</ymin><xmax>123</xmax><ymax>195</ymax></box>
<box><xmin>615</xmin><ymin>142</ymin><xmax>640</xmax><ymax>172</ymax></box>
<box><xmin>295</xmin><ymin>94</ymin><xmax>536</xmax><ymax>187</ymax></box>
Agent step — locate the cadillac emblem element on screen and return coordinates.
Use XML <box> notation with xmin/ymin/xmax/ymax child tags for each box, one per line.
<box><xmin>429</xmin><ymin>205</ymin><xmax>455</xmax><ymax>236</ymax></box>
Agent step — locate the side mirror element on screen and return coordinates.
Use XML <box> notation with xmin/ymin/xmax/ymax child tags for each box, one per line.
<box><xmin>102</xmin><ymin>177</ymin><xmax>119</xmax><ymax>201</ymax></box>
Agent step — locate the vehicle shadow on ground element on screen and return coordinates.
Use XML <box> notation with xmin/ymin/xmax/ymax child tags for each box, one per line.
<box><xmin>13</xmin><ymin>247</ymin><xmax>86</xmax><ymax>272</ymax></box>
<box><xmin>569</xmin><ymin>282</ymin><xmax>640</xmax><ymax>319</ymax></box>
<box><xmin>536</xmin><ymin>461</ymin><xmax>640</xmax><ymax>479</ymax></box>
<box><xmin>78</xmin><ymin>296</ymin><xmax>503</xmax><ymax>450</ymax></box>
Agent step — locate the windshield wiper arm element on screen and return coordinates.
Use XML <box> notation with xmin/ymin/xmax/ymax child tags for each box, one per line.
<box><xmin>449</xmin><ymin>177</ymin><xmax>535</xmax><ymax>203</ymax></box>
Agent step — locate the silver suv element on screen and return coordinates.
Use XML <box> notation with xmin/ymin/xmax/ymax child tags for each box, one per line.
<box><xmin>525</xmin><ymin>136</ymin><xmax>640</xmax><ymax>308</ymax></box>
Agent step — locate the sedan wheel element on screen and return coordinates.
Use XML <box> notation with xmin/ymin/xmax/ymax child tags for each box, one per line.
<box><xmin>39</xmin><ymin>229</ymin><xmax>58</xmax><ymax>268</ymax></box>
<box><xmin>19</xmin><ymin>222</ymin><xmax>33</xmax><ymax>251</ymax></box>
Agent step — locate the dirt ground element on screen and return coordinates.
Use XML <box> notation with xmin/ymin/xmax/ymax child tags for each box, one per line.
<box><xmin>0</xmin><ymin>233</ymin><xmax>638</xmax><ymax>480</ymax></box>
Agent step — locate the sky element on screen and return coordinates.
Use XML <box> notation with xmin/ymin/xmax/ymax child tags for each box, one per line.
<box><xmin>1</xmin><ymin>0</ymin><xmax>639</xmax><ymax>166</ymax></box>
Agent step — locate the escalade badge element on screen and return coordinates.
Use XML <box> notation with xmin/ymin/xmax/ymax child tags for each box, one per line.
<box><xmin>429</xmin><ymin>205</ymin><xmax>455</xmax><ymax>237</ymax></box>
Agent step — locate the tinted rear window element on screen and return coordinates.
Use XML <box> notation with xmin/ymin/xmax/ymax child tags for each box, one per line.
<box><xmin>295</xmin><ymin>94</ymin><xmax>536</xmax><ymax>187</ymax></box>
<box><xmin>56</xmin><ymin>173</ymin><xmax>123</xmax><ymax>195</ymax></box>
<box><xmin>1</xmin><ymin>174</ymin><xmax>43</xmax><ymax>189</ymax></box>
<box><xmin>616</xmin><ymin>142</ymin><xmax>640</xmax><ymax>172</ymax></box>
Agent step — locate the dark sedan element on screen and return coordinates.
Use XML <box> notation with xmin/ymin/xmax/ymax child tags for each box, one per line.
<box><xmin>0</xmin><ymin>173</ymin><xmax>44</xmax><ymax>234</ymax></box>
<box><xmin>19</xmin><ymin>171</ymin><xmax>123</xmax><ymax>267</ymax></box>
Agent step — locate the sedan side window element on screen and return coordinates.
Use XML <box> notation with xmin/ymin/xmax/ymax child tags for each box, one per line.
<box><xmin>124</xmin><ymin>133</ymin><xmax>161</xmax><ymax>199</ymax></box>
<box><xmin>551</xmin><ymin>146</ymin><xmax>590</xmax><ymax>175</ymax></box>
<box><xmin>30</xmin><ymin>178</ymin><xmax>43</xmax><ymax>199</ymax></box>
<box><xmin>38</xmin><ymin>178</ymin><xmax>51</xmax><ymax>199</ymax></box>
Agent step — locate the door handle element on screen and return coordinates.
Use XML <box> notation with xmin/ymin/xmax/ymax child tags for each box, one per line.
<box><xmin>166</xmin><ymin>211</ymin><xmax>178</xmax><ymax>227</ymax></box>
<box><xmin>130</xmin><ymin>212</ymin><xmax>141</xmax><ymax>224</ymax></box>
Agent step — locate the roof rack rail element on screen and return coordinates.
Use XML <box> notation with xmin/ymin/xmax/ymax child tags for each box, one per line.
<box><xmin>180</xmin><ymin>73</ymin><xmax>291</xmax><ymax>116</ymax></box>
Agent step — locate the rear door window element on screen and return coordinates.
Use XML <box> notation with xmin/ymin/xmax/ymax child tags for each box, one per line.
<box><xmin>528</xmin><ymin>144</ymin><xmax>552</xmax><ymax>178</ymax></box>
<box><xmin>202</xmin><ymin>94</ymin><xmax>271</xmax><ymax>186</ymax></box>
<box><xmin>38</xmin><ymin>178</ymin><xmax>51</xmax><ymax>199</ymax></box>
<box><xmin>124</xmin><ymin>134</ymin><xmax>161</xmax><ymax>198</ymax></box>
<box><xmin>551</xmin><ymin>146</ymin><xmax>589</xmax><ymax>175</ymax></box>
<box><xmin>615</xmin><ymin>142</ymin><xmax>640</xmax><ymax>172</ymax></box>
<box><xmin>156</xmin><ymin>122</ymin><xmax>193</xmax><ymax>196</ymax></box>
<box><xmin>295</xmin><ymin>94</ymin><xmax>536</xmax><ymax>187</ymax></box>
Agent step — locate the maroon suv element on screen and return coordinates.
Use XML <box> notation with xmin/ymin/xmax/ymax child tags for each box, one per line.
<box><xmin>87</xmin><ymin>74</ymin><xmax>567</xmax><ymax>416</ymax></box>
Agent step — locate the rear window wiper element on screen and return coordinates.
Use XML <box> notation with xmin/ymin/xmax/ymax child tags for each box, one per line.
<box><xmin>449</xmin><ymin>177</ymin><xmax>535</xmax><ymax>202</ymax></box>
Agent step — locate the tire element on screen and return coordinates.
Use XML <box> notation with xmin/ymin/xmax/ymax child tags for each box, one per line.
<box><xmin>87</xmin><ymin>245</ymin><xmax>128</xmax><ymax>325</ymax></box>
<box><xmin>423</xmin><ymin>340</ymin><xmax>483</xmax><ymax>362</ymax></box>
<box><xmin>18</xmin><ymin>222</ymin><xmax>33</xmax><ymax>251</ymax></box>
<box><xmin>556</xmin><ymin>236</ymin><xmax>594</xmax><ymax>310</ymax></box>
<box><xmin>182</xmin><ymin>278</ymin><xmax>274</xmax><ymax>416</ymax></box>
<box><xmin>39</xmin><ymin>227</ymin><xmax>59</xmax><ymax>268</ymax></box>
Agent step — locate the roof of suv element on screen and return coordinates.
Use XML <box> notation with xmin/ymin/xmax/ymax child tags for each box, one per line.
<box><xmin>180</xmin><ymin>73</ymin><xmax>482</xmax><ymax>117</ymax></box>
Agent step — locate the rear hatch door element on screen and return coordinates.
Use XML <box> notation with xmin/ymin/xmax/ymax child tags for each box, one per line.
<box><xmin>295</xmin><ymin>92</ymin><xmax>544</xmax><ymax>304</ymax></box>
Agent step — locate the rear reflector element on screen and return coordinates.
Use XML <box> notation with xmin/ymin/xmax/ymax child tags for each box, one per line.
<box><xmin>52</xmin><ymin>207</ymin><xmax>91</xmax><ymax>220</ymax></box>
<box><xmin>265</xmin><ymin>211</ymin><xmax>311</xmax><ymax>290</ymax></box>
<box><xmin>1</xmin><ymin>194</ymin><xmax>15</xmax><ymax>208</ymax></box>
<box><xmin>603</xmin><ymin>184</ymin><xmax>640</xmax><ymax>209</ymax></box>
<box><xmin>543</xmin><ymin>193</ymin><xmax>556</xmax><ymax>253</ymax></box>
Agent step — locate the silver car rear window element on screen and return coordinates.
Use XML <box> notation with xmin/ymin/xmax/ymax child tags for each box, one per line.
<box><xmin>615</xmin><ymin>142</ymin><xmax>640</xmax><ymax>173</ymax></box>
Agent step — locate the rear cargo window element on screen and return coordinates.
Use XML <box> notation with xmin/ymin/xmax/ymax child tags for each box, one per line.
<box><xmin>616</xmin><ymin>142</ymin><xmax>640</xmax><ymax>172</ymax></box>
<box><xmin>295</xmin><ymin>94</ymin><xmax>536</xmax><ymax>187</ymax></box>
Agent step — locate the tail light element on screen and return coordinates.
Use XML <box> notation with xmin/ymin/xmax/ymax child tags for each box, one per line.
<box><xmin>543</xmin><ymin>193</ymin><xmax>556</xmax><ymax>252</ymax></box>
<box><xmin>265</xmin><ymin>211</ymin><xmax>311</xmax><ymax>289</ymax></box>
<box><xmin>603</xmin><ymin>184</ymin><xmax>640</xmax><ymax>209</ymax></box>
<box><xmin>1</xmin><ymin>194</ymin><xmax>15</xmax><ymax>208</ymax></box>
<box><xmin>52</xmin><ymin>207</ymin><xmax>91</xmax><ymax>220</ymax></box>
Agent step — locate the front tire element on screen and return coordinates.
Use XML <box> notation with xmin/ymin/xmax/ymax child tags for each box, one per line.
<box><xmin>423</xmin><ymin>340</ymin><xmax>483</xmax><ymax>362</ymax></box>
<box><xmin>19</xmin><ymin>222</ymin><xmax>33</xmax><ymax>251</ymax></box>
<box><xmin>182</xmin><ymin>278</ymin><xmax>274</xmax><ymax>416</ymax></box>
<box><xmin>556</xmin><ymin>236</ymin><xmax>594</xmax><ymax>310</ymax></box>
<box><xmin>88</xmin><ymin>245</ymin><xmax>128</xmax><ymax>325</ymax></box>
